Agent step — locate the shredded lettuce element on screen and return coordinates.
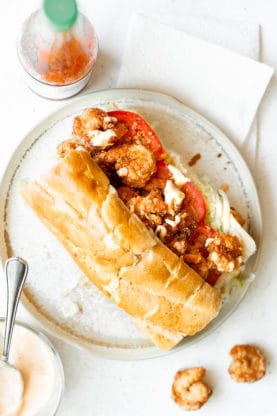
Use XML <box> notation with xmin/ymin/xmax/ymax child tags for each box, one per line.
<box><xmin>167</xmin><ymin>150</ymin><xmax>256</xmax><ymax>293</ymax></box>
<box><xmin>200</xmin><ymin>183</ymin><xmax>256</xmax><ymax>291</ymax></box>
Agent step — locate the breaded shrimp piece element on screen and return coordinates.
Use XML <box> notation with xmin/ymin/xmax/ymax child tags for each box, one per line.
<box><xmin>57</xmin><ymin>139</ymin><xmax>80</xmax><ymax>158</ymax></box>
<box><xmin>72</xmin><ymin>108</ymin><xmax>128</xmax><ymax>148</ymax></box>
<box><xmin>103</xmin><ymin>143</ymin><xmax>157</xmax><ymax>188</ymax></box>
<box><xmin>206</xmin><ymin>233</ymin><xmax>243</xmax><ymax>273</ymax></box>
<box><xmin>228</xmin><ymin>344</ymin><xmax>266</xmax><ymax>383</ymax></box>
<box><xmin>117</xmin><ymin>186</ymin><xmax>139</xmax><ymax>203</ymax></box>
<box><xmin>73</xmin><ymin>108</ymin><xmax>109</xmax><ymax>139</ymax></box>
<box><xmin>172</xmin><ymin>367</ymin><xmax>212</xmax><ymax>411</ymax></box>
<box><xmin>127</xmin><ymin>190</ymin><xmax>167</xmax><ymax>227</ymax></box>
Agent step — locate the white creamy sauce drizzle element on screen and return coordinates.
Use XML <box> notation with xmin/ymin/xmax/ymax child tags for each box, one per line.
<box><xmin>167</xmin><ymin>164</ymin><xmax>190</xmax><ymax>186</ymax></box>
<box><xmin>164</xmin><ymin>180</ymin><xmax>185</xmax><ymax>215</ymax></box>
<box><xmin>89</xmin><ymin>129</ymin><xmax>116</xmax><ymax>146</ymax></box>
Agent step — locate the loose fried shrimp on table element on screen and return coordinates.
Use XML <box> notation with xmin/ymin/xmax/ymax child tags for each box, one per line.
<box><xmin>102</xmin><ymin>143</ymin><xmax>157</xmax><ymax>188</ymax></box>
<box><xmin>228</xmin><ymin>344</ymin><xmax>266</xmax><ymax>383</ymax></box>
<box><xmin>172</xmin><ymin>367</ymin><xmax>212</xmax><ymax>411</ymax></box>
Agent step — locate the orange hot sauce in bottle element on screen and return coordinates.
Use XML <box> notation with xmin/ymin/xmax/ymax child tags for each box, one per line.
<box><xmin>17</xmin><ymin>0</ymin><xmax>98</xmax><ymax>99</ymax></box>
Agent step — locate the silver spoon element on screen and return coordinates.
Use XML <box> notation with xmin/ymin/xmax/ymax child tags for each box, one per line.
<box><xmin>0</xmin><ymin>257</ymin><xmax>28</xmax><ymax>415</ymax></box>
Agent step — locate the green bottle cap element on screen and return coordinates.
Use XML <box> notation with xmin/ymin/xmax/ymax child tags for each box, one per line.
<box><xmin>43</xmin><ymin>0</ymin><xmax>78</xmax><ymax>32</ymax></box>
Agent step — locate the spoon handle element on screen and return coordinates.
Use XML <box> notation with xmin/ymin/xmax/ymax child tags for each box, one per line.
<box><xmin>2</xmin><ymin>257</ymin><xmax>28</xmax><ymax>362</ymax></box>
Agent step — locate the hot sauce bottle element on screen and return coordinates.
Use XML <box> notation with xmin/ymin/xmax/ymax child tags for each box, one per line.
<box><xmin>17</xmin><ymin>0</ymin><xmax>98</xmax><ymax>99</ymax></box>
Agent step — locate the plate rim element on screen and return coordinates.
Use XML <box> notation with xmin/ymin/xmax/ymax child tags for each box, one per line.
<box><xmin>0</xmin><ymin>88</ymin><xmax>262</xmax><ymax>360</ymax></box>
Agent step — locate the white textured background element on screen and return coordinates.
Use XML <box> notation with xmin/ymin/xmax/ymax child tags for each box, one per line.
<box><xmin>0</xmin><ymin>1</ymin><xmax>276</xmax><ymax>415</ymax></box>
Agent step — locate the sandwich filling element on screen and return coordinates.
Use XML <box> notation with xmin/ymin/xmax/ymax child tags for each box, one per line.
<box><xmin>57</xmin><ymin>108</ymin><xmax>254</xmax><ymax>286</ymax></box>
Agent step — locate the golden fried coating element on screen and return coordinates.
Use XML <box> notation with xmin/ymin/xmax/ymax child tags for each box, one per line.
<box><xmin>206</xmin><ymin>233</ymin><xmax>243</xmax><ymax>273</ymax></box>
<box><xmin>126</xmin><ymin>189</ymin><xmax>168</xmax><ymax>227</ymax></box>
<box><xmin>172</xmin><ymin>367</ymin><xmax>212</xmax><ymax>411</ymax></box>
<box><xmin>117</xmin><ymin>186</ymin><xmax>138</xmax><ymax>203</ymax></box>
<box><xmin>73</xmin><ymin>108</ymin><xmax>109</xmax><ymax>138</ymax></box>
<box><xmin>57</xmin><ymin>139</ymin><xmax>79</xmax><ymax>158</ymax></box>
<box><xmin>103</xmin><ymin>143</ymin><xmax>157</xmax><ymax>188</ymax></box>
<box><xmin>72</xmin><ymin>107</ymin><xmax>128</xmax><ymax>148</ymax></box>
<box><xmin>228</xmin><ymin>344</ymin><xmax>266</xmax><ymax>383</ymax></box>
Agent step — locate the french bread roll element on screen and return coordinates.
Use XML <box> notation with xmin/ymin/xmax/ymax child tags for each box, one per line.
<box><xmin>21</xmin><ymin>149</ymin><xmax>222</xmax><ymax>349</ymax></box>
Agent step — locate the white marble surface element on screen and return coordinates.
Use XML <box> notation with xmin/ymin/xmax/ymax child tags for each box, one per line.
<box><xmin>0</xmin><ymin>0</ymin><xmax>276</xmax><ymax>415</ymax></box>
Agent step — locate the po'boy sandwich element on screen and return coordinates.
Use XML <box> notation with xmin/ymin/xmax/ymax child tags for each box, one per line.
<box><xmin>22</xmin><ymin>108</ymin><xmax>256</xmax><ymax>349</ymax></box>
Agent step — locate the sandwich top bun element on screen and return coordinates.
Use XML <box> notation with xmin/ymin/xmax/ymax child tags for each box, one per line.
<box><xmin>22</xmin><ymin>149</ymin><xmax>222</xmax><ymax>349</ymax></box>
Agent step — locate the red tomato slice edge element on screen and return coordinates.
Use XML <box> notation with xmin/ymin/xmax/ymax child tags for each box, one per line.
<box><xmin>109</xmin><ymin>110</ymin><xmax>206</xmax><ymax>223</ymax></box>
<box><xmin>108</xmin><ymin>110</ymin><xmax>164</xmax><ymax>158</ymax></box>
<box><xmin>182</xmin><ymin>182</ymin><xmax>207</xmax><ymax>223</ymax></box>
<box><xmin>206</xmin><ymin>270</ymin><xmax>221</xmax><ymax>286</ymax></box>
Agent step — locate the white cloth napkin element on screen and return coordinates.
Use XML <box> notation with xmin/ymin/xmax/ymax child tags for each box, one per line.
<box><xmin>117</xmin><ymin>14</ymin><xmax>273</xmax><ymax>168</ymax></box>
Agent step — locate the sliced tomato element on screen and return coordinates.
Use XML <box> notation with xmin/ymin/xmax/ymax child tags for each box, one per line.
<box><xmin>197</xmin><ymin>224</ymin><xmax>216</xmax><ymax>238</ymax></box>
<box><xmin>182</xmin><ymin>182</ymin><xmax>206</xmax><ymax>223</ymax></box>
<box><xmin>154</xmin><ymin>160</ymin><xmax>206</xmax><ymax>223</ymax></box>
<box><xmin>155</xmin><ymin>160</ymin><xmax>172</xmax><ymax>179</ymax></box>
<box><xmin>190</xmin><ymin>225</ymin><xmax>215</xmax><ymax>246</ymax></box>
<box><xmin>108</xmin><ymin>111</ymin><xmax>206</xmax><ymax>222</ymax></box>
<box><xmin>206</xmin><ymin>270</ymin><xmax>221</xmax><ymax>286</ymax></box>
<box><xmin>108</xmin><ymin>110</ymin><xmax>164</xmax><ymax>158</ymax></box>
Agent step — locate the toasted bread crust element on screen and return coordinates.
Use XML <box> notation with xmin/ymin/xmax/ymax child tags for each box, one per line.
<box><xmin>22</xmin><ymin>150</ymin><xmax>221</xmax><ymax>349</ymax></box>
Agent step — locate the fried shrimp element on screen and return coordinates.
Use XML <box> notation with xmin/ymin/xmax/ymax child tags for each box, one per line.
<box><xmin>172</xmin><ymin>367</ymin><xmax>212</xmax><ymax>411</ymax></box>
<box><xmin>206</xmin><ymin>233</ymin><xmax>243</xmax><ymax>273</ymax></box>
<box><xmin>57</xmin><ymin>139</ymin><xmax>79</xmax><ymax>158</ymax></box>
<box><xmin>228</xmin><ymin>344</ymin><xmax>266</xmax><ymax>383</ymax></box>
<box><xmin>117</xmin><ymin>186</ymin><xmax>138</xmax><ymax>203</ymax></box>
<box><xmin>103</xmin><ymin>143</ymin><xmax>157</xmax><ymax>188</ymax></box>
<box><xmin>57</xmin><ymin>137</ymin><xmax>100</xmax><ymax>157</ymax></box>
<box><xmin>127</xmin><ymin>189</ymin><xmax>168</xmax><ymax>227</ymax></box>
<box><xmin>72</xmin><ymin>108</ymin><xmax>128</xmax><ymax>147</ymax></box>
<box><xmin>73</xmin><ymin>108</ymin><xmax>108</xmax><ymax>138</ymax></box>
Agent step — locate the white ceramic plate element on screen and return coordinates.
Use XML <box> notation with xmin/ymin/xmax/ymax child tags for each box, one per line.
<box><xmin>0</xmin><ymin>89</ymin><xmax>261</xmax><ymax>360</ymax></box>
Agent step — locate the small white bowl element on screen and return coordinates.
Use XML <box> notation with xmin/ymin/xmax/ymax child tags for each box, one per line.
<box><xmin>0</xmin><ymin>319</ymin><xmax>64</xmax><ymax>416</ymax></box>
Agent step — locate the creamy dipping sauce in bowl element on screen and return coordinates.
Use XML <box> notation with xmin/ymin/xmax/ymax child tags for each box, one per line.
<box><xmin>0</xmin><ymin>319</ymin><xmax>64</xmax><ymax>416</ymax></box>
